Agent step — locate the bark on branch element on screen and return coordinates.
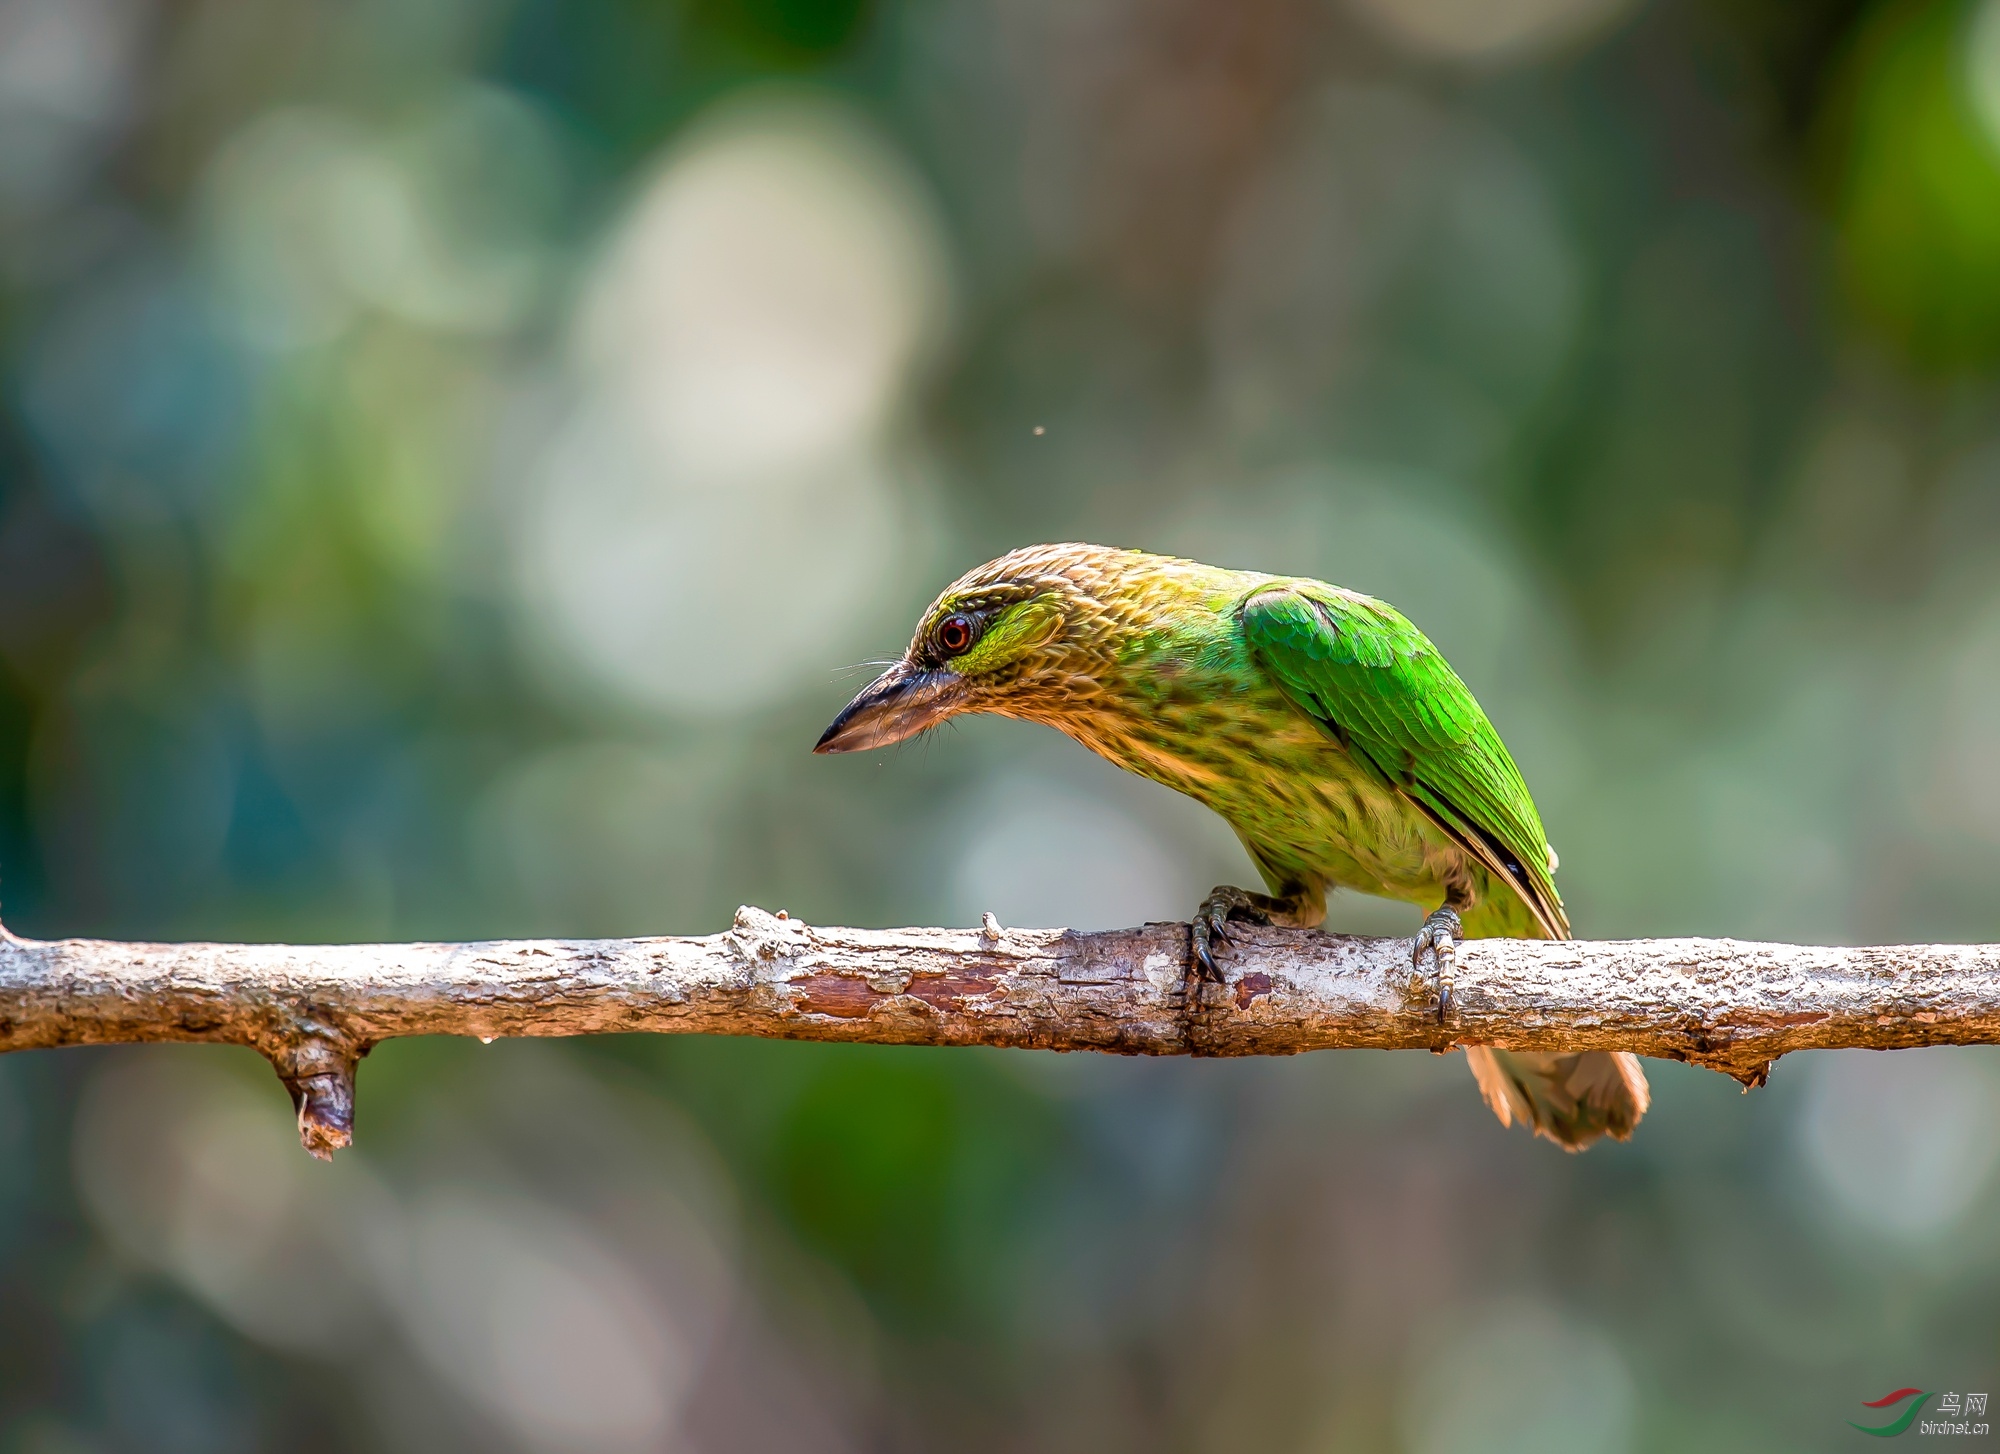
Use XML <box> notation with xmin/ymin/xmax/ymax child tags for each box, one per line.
<box><xmin>3</xmin><ymin>907</ymin><xmax>1995</xmax><ymax>1156</ymax></box>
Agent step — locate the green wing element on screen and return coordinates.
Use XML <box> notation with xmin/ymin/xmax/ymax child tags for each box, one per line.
<box><xmin>1241</xmin><ymin>584</ymin><xmax>1568</xmax><ymax>940</ymax></box>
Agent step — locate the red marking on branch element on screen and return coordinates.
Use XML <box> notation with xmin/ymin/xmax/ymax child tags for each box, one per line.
<box><xmin>792</xmin><ymin>975</ymin><xmax>885</xmax><ymax>1019</ymax></box>
<box><xmin>1234</xmin><ymin>972</ymin><xmax>1274</xmax><ymax>1010</ymax></box>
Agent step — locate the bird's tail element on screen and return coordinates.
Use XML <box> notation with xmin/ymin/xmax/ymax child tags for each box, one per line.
<box><xmin>1464</xmin><ymin>1047</ymin><xmax>1650</xmax><ymax>1151</ymax></box>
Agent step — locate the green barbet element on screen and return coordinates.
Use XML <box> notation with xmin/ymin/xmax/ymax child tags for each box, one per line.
<box><xmin>816</xmin><ymin>544</ymin><xmax>1648</xmax><ymax>1150</ymax></box>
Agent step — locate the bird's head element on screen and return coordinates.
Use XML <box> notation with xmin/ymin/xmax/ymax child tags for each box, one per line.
<box><xmin>814</xmin><ymin>544</ymin><xmax>1129</xmax><ymax>753</ymax></box>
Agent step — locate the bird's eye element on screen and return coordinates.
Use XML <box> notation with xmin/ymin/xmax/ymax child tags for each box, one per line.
<box><xmin>937</xmin><ymin>614</ymin><xmax>975</xmax><ymax>654</ymax></box>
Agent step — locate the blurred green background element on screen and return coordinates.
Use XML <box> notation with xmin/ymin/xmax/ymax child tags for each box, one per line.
<box><xmin>2</xmin><ymin>0</ymin><xmax>1999</xmax><ymax>1447</ymax></box>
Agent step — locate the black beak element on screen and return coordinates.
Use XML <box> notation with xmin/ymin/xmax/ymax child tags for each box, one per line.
<box><xmin>814</xmin><ymin>661</ymin><xmax>966</xmax><ymax>754</ymax></box>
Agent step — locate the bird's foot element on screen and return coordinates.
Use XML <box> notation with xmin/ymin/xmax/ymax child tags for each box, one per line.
<box><xmin>1190</xmin><ymin>885</ymin><xmax>1273</xmax><ymax>984</ymax></box>
<box><xmin>1413</xmin><ymin>906</ymin><xmax>1462</xmax><ymax>1024</ymax></box>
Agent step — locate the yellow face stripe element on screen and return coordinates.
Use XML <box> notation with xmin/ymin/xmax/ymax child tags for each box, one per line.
<box><xmin>951</xmin><ymin>595</ymin><xmax>1065</xmax><ymax>676</ymax></box>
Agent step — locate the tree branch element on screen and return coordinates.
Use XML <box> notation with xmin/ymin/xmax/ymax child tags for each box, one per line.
<box><xmin>3</xmin><ymin>907</ymin><xmax>1995</xmax><ymax>1156</ymax></box>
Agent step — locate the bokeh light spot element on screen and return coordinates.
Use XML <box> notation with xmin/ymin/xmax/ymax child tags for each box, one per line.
<box><xmin>948</xmin><ymin>773</ymin><xmax>1206</xmax><ymax>931</ymax></box>
<box><xmin>516</xmin><ymin>88</ymin><xmax>950</xmax><ymax>717</ymax></box>
<box><xmin>1401</xmin><ymin>1298</ymin><xmax>1636</xmax><ymax>1454</ymax></box>
<box><xmin>398</xmin><ymin>1191</ymin><xmax>689</xmax><ymax>1452</ymax></box>
<box><xmin>1799</xmin><ymin>1048</ymin><xmax>2000</xmax><ymax>1241</ymax></box>
<box><xmin>1829</xmin><ymin>0</ymin><xmax>2000</xmax><ymax>367</ymax></box>
<box><xmin>1345</xmin><ymin>0</ymin><xmax>1637</xmax><ymax>65</ymax></box>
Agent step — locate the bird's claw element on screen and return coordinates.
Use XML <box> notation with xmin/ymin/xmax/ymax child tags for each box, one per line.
<box><xmin>1413</xmin><ymin>906</ymin><xmax>1461</xmax><ymax>1024</ymax></box>
<box><xmin>1189</xmin><ymin>886</ymin><xmax>1266</xmax><ymax>986</ymax></box>
<box><xmin>1190</xmin><ymin>912</ymin><xmax>1229</xmax><ymax>984</ymax></box>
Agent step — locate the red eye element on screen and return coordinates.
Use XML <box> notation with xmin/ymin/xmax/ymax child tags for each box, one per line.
<box><xmin>938</xmin><ymin>615</ymin><xmax>974</xmax><ymax>654</ymax></box>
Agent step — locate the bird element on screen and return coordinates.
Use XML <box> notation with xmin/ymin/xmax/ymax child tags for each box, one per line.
<box><xmin>815</xmin><ymin>543</ymin><xmax>1649</xmax><ymax>1150</ymax></box>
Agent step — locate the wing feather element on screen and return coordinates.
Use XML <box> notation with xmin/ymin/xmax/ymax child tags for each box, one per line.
<box><xmin>1241</xmin><ymin>586</ymin><xmax>1568</xmax><ymax>940</ymax></box>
